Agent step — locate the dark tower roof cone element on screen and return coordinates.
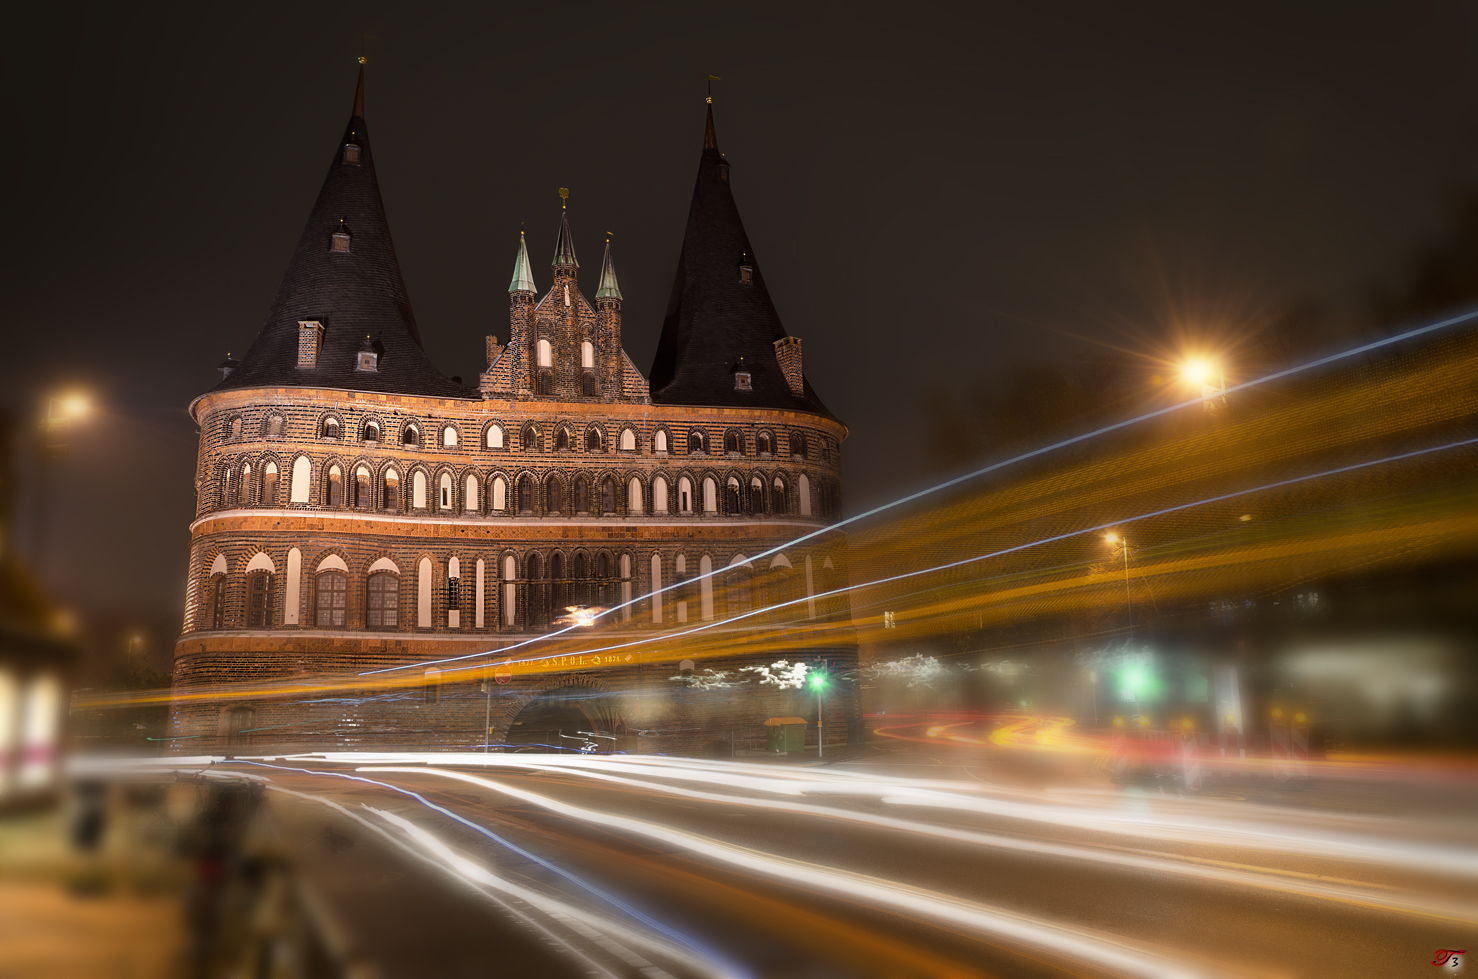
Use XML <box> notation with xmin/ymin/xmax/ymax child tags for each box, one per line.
<box><xmin>648</xmin><ymin>102</ymin><xmax>836</xmax><ymax>419</ymax></box>
<box><xmin>552</xmin><ymin>201</ymin><xmax>579</xmax><ymax>270</ymax></box>
<box><xmin>595</xmin><ymin>239</ymin><xmax>622</xmax><ymax>300</ymax></box>
<box><xmin>205</xmin><ymin>68</ymin><xmax>465</xmax><ymax>400</ymax></box>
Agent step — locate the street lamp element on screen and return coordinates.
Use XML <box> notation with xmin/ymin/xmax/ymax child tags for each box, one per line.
<box><xmin>35</xmin><ymin>391</ymin><xmax>92</xmax><ymax>577</ymax></box>
<box><xmin>1105</xmin><ymin>533</ymin><xmax>1132</xmax><ymax>642</ymax></box>
<box><xmin>1181</xmin><ymin>358</ymin><xmax>1226</xmax><ymax>412</ymax></box>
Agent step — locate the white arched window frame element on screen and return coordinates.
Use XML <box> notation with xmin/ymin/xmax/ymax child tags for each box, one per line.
<box><xmin>620</xmin><ymin>428</ymin><xmax>636</xmax><ymax>451</ymax></box>
<box><xmin>417</xmin><ymin>557</ymin><xmax>433</xmax><ymax>628</ymax></box>
<box><xmin>486</xmin><ymin>424</ymin><xmax>504</xmax><ymax>449</ymax></box>
<box><xmin>650</xmin><ymin>553</ymin><xmax>663</xmax><ymax>624</ymax></box>
<box><xmin>675</xmin><ymin>554</ymin><xmax>688</xmax><ymax>623</ymax></box>
<box><xmin>263</xmin><ymin>462</ymin><xmax>279</xmax><ymax>504</ymax></box>
<box><xmin>581</xmin><ymin>340</ymin><xmax>595</xmax><ymax>369</ymax></box>
<box><xmin>678</xmin><ymin>477</ymin><xmax>693</xmax><ymax>514</ymax></box>
<box><xmin>492</xmin><ymin>476</ymin><xmax>507</xmax><ymax>511</ymax></box>
<box><xmin>628</xmin><ymin>477</ymin><xmax>644</xmax><ymax>514</ymax></box>
<box><xmin>655</xmin><ymin>430</ymin><xmax>668</xmax><ymax>453</ymax></box>
<box><xmin>699</xmin><ymin>555</ymin><xmax>714</xmax><ymax>621</ymax></box>
<box><xmin>284</xmin><ymin>547</ymin><xmax>302</xmax><ymax>625</ymax></box>
<box><xmin>290</xmin><ymin>456</ymin><xmax>311</xmax><ymax>503</ymax></box>
<box><xmin>447</xmin><ymin>556</ymin><xmax>461</xmax><ymax>629</ymax></box>
<box><xmin>465</xmin><ymin>473</ymin><xmax>480</xmax><ymax>513</ymax></box>
<box><xmin>620</xmin><ymin>553</ymin><xmax>632</xmax><ymax>621</ymax></box>
<box><xmin>413</xmin><ymin>471</ymin><xmax>427</xmax><ymax>509</ymax></box>
<box><xmin>439</xmin><ymin>472</ymin><xmax>453</xmax><ymax>510</ymax></box>
<box><xmin>799</xmin><ymin>473</ymin><xmax>812</xmax><ymax>516</ymax></box>
<box><xmin>475</xmin><ymin>558</ymin><xmax>486</xmax><ymax>629</ymax></box>
<box><xmin>442</xmin><ymin>425</ymin><xmax>458</xmax><ymax>448</ymax></box>
<box><xmin>654</xmin><ymin>476</ymin><xmax>669</xmax><ymax>514</ymax></box>
<box><xmin>702</xmin><ymin>477</ymin><xmax>717</xmax><ymax>513</ymax></box>
<box><xmin>537</xmin><ymin>338</ymin><xmax>553</xmax><ymax>368</ymax></box>
<box><xmin>502</xmin><ymin>555</ymin><xmax>516</xmax><ymax>626</ymax></box>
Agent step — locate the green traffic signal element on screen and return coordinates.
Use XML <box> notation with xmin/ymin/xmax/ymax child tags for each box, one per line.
<box><xmin>808</xmin><ymin>671</ymin><xmax>829</xmax><ymax>690</ymax></box>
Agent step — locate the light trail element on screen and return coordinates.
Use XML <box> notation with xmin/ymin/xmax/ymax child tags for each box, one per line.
<box><xmin>358</xmin><ymin>307</ymin><xmax>1478</xmax><ymax>678</ymax></box>
<box><xmin>361</xmin><ymin>765</ymin><xmax>1211</xmax><ymax>979</ymax></box>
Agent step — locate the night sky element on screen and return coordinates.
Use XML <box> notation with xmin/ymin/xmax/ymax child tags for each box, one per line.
<box><xmin>6</xmin><ymin>2</ymin><xmax>1477</xmax><ymax>653</ymax></box>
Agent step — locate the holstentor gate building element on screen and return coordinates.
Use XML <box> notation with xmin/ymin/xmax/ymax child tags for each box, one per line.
<box><xmin>169</xmin><ymin>72</ymin><xmax>856</xmax><ymax>753</ymax></box>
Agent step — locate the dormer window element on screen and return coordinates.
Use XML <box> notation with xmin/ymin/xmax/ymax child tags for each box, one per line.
<box><xmin>357</xmin><ymin>350</ymin><xmax>377</xmax><ymax>371</ymax></box>
<box><xmin>343</xmin><ymin>143</ymin><xmax>361</xmax><ymax>165</ymax></box>
<box><xmin>719</xmin><ymin>161</ymin><xmax>730</xmax><ymax>182</ymax></box>
<box><xmin>734</xmin><ymin>371</ymin><xmax>752</xmax><ymax>391</ymax></box>
<box><xmin>739</xmin><ymin>265</ymin><xmax>753</xmax><ymax>284</ymax></box>
<box><xmin>332</xmin><ymin>220</ymin><xmax>352</xmax><ymax>253</ymax></box>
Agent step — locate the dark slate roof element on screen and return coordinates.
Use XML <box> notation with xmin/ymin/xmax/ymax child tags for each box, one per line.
<box><xmin>203</xmin><ymin>69</ymin><xmax>468</xmax><ymax>403</ymax></box>
<box><xmin>648</xmin><ymin>106</ymin><xmax>838</xmax><ymax>422</ymax></box>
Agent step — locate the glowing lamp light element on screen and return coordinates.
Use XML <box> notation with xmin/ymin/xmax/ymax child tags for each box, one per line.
<box><xmin>1182</xmin><ymin>359</ymin><xmax>1213</xmax><ymax>386</ymax></box>
<box><xmin>1294</xmin><ymin>712</ymin><xmax>1308</xmax><ymax>725</ymax></box>
<box><xmin>808</xmin><ymin>671</ymin><xmax>829</xmax><ymax>691</ymax></box>
<box><xmin>61</xmin><ymin>394</ymin><xmax>90</xmax><ymax>418</ymax></box>
<box><xmin>1104</xmin><ymin>532</ymin><xmax>1119</xmax><ymax>545</ymax></box>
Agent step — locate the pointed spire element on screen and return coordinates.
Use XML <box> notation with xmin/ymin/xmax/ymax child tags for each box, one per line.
<box><xmin>596</xmin><ymin>237</ymin><xmax>622</xmax><ymax>301</ymax></box>
<box><xmin>703</xmin><ymin>104</ymin><xmax>717</xmax><ymax>150</ymax></box>
<box><xmin>353</xmin><ymin>61</ymin><xmax>365</xmax><ymax>118</ymax></box>
<box><xmin>551</xmin><ymin>190</ymin><xmax>578</xmax><ymax>269</ymax></box>
<box><xmin>508</xmin><ymin>230</ymin><xmax>536</xmax><ymax>294</ymax></box>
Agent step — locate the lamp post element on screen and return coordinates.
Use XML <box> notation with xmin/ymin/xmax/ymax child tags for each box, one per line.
<box><xmin>1105</xmin><ymin>533</ymin><xmax>1132</xmax><ymax>642</ymax></box>
<box><xmin>809</xmin><ymin>666</ymin><xmax>830</xmax><ymax>758</ymax></box>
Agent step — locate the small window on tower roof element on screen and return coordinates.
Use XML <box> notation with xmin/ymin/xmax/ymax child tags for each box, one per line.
<box><xmin>734</xmin><ymin>371</ymin><xmax>752</xmax><ymax>391</ymax></box>
<box><xmin>332</xmin><ymin>220</ymin><xmax>351</xmax><ymax>253</ymax></box>
<box><xmin>738</xmin><ymin>265</ymin><xmax>753</xmax><ymax>284</ymax></box>
<box><xmin>343</xmin><ymin>143</ymin><xmax>361</xmax><ymax>165</ymax></box>
<box><xmin>356</xmin><ymin>336</ymin><xmax>380</xmax><ymax>372</ymax></box>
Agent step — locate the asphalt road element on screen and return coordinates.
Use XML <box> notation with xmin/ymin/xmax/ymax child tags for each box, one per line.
<box><xmin>179</xmin><ymin>743</ymin><xmax>1475</xmax><ymax>979</ymax></box>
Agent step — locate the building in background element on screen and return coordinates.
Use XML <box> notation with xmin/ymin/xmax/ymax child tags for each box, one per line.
<box><xmin>170</xmin><ymin>72</ymin><xmax>854</xmax><ymax>753</ymax></box>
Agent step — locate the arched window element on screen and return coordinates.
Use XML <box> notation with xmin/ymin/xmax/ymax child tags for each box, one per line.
<box><xmin>724</xmin><ymin>431</ymin><xmax>741</xmax><ymax>455</ymax></box>
<box><xmin>574</xmin><ymin>477</ymin><xmax>589</xmax><ymax>513</ymax></box>
<box><xmin>219</xmin><ymin>468</ymin><xmax>233</xmax><ymax>507</ymax></box>
<box><xmin>291</xmin><ymin>456</ymin><xmax>311</xmax><ymax>503</ymax></box>
<box><xmin>757</xmin><ymin>431</ymin><xmax>773</xmax><ymax>455</ymax></box>
<box><xmin>675</xmin><ymin>553</ymin><xmax>688</xmax><ymax>623</ymax></box>
<box><xmin>556</xmin><ymin>428</ymin><xmax>570</xmax><ymax>451</ymax></box>
<box><xmin>583</xmin><ymin>373</ymin><xmax>598</xmax><ymax>396</ymax></box>
<box><xmin>486</xmin><ymin>424</ymin><xmax>504</xmax><ymax>449</ymax></box>
<box><xmin>725</xmin><ymin>476</ymin><xmax>742</xmax><ymax>514</ymax></box>
<box><xmin>230</xmin><ymin>417</ymin><xmax>243</xmax><ymax>438</ymax></box>
<box><xmin>263</xmin><ymin>462</ymin><xmax>279</xmax><ymax>505</ymax></box>
<box><xmin>355</xmin><ymin>466</ymin><xmax>372</xmax><ymax>509</ymax></box>
<box><xmin>655</xmin><ymin>430</ymin><xmax>668</xmax><ymax>453</ymax></box>
<box><xmin>522</xmin><ymin>426</ymin><xmax>539</xmax><ymax>451</ymax></box>
<box><xmin>799</xmin><ymin>473</ymin><xmax>812</xmax><ymax>516</ymax></box>
<box><xmin>654</xmin><ymin>476</ymin><xmax>668</xmax><ymax>514</ymax></box>
<box><xmin>790</xmin><ymin>431</ymin><xmax>807</xmax><ymax>459</ymax></box>
<box><xmin>383</xmin><ymin>469</ymin><xmax>400</xmax><ymax>511</ymax></box>
<box><xmin>537</xmin><ymin>338</ymin><xmax>553</xmax><ymax>368</ymax></box>
<box><xmin>492</xmin><ymin>476</ymin><xmax>507</xmax><ymax>511</ymax></box>
<box><xmin>596</xmin><ymin>551</ymin><xmax>612</xmax><ymax>605</ymax></box>
<box><xmin>586</xmin><ymin>429</ymin><xmax>602</xmax><ymax>452</ymax></box>
<box><xmin>315</xmin><ymin>572</ymin><xmax>348</xmax><ymax>627</ymax></box>
<box><xmin>413</xmin><ymin>470</ymin><xmax>427</xmax><ymax>509</ymax></box>
<box><xmin>751</xmin><ymin>476</ymin><xmax>764</xmax><ymax>513</ymax></box>
<box><xmin>518</xmin><ymin>476</ymin><xmax>532</xmax><ymax>512</ymax></box>
<box><xmin>581</xmin><ymin>340</ymin><xmax>595</xmax><ymax>368</ymax></box>
<box><xmin>446</xmin><ymin>556</ymin><xmax>461</xmax><ymax>628</ymax></box>
<box><xmin>210</xmin><ymin>574</ymin><xmax>226</xmax><ymax>630</ymax></box>
<box><xmin>678</xmin><ymin>477</ymin><xmax>693</xmax><ymax>514</ymax></box>
<box><xmin>502</xmin><ymin>555</ymin><xmax>517</xmax><ymax>626</ymax></box>
<box><xmin>537</xmin><ymin>371</ymin><xmax>553</xmax><ymax>395</ymax></box>
<box><xmin>620</xmin><ymin>552</ymin><xmax>633</xmax><ymax>620</ymax></box>
<box><xmin>650</xmin><ymin>553</ymin><xmax>664</xmax><ymax>624</ymax></box>
<box><xmin>439</xmin><ymin>472</ymin><xmax>453</xmax><ymax>510</ymax></box>
<box><xmin>702</xmin><ymin>477</ymin><xmax>717</xmax><ymax>513</ymax></box>
<box><xmin>240</xmin><ymin>464</ymin><xmax>253</xmax><ymax>505</ymax></box>
<box><xmin>442</xmin><ymin>425</ymin><xmax>458</xmax><ymax>448</ymax></box>
<box><xmin>628</xmin><ymin>477</ymin><xmax>644</xmax><ymax>514</ymax></box>
<box><xmin>402</xmin><ymin>424</ymin><xmax>420</xmax><ymax>446</ymax></box>
<box><xmin>247</xmin><ymin>573</ymin><xmax>273</xmax><ymax>628</ymax></box>
<box><xmin>528</xmin><ymin>552</ymin><xmax>549</xmax><ymax>627</ymax></box>
<box><xmin>364</xmin><ymin>420</ymin><xmax>381</xmax><ymax>443</ymax></box>
<box><xmin>465</xmin><ymin>473</ymin><xmax>480</xmax><ymax>512</ymax></box>
<box><xmin>601</xmin><ymin>477</ymin><xmax>616</xmax><ymax>514</ymax></box>
<box><xmin>573</xmin><ymin>552</ymin><xmax>589</xmax><ymax>605</ymax></box>
<box><xmin>367</xmin><ymin>572</ymin><xmax>398</xmax><ymax>627</ymax></box>
<box><xmin>546</xmin><ymin>474</ymin><xmax>563</xmax><ymax>513</ymax></box>
<box><xmin>266</xmin><ymin>415</ymin><xmax>284</xmax><ymax>437</ymax></box>
<box><xmin>773</xmin><ymin>477</ymin><xmax>788</xmax><ymax>514</ymax></box>
<box><xmin>327</xmin><ymin>465</ymin><xmax>343</xmax><ymax>508</ymax></box>
<box><xmin>620</xmin><ymin>428</ymin><xmax>636</xmax><ymax>451</ymax></box>
<box><xmin>688</xmin><ymin>430</ymin><xmax>705</xmax><ymax>454</ymax></box>
<box><xmin>323</xmin><ymin>417</ymin><xmax>341</xmax><ymax>439</ymax></box>
<box><xmin>550</xmin><ymin>552</ymin><xmax>567</xmax><ymax>610</ymax></box>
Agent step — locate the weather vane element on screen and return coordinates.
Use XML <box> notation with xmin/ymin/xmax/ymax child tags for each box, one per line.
<box><xmin>707</xmin><ymin>74</ymin><xmax>720</xmax><ymax>104</ymax></box>
<box><xmin>559</xmin><ymin>187</ymin><xmax>570</xmax><ymax>209</ymax></box>
<box><xmin>358</xmin><ymin>55</ymin><xmax>367</xmax><ymax>65</ymax></box>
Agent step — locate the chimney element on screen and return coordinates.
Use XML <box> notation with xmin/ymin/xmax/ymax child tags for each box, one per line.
<box><xmin>773</xmin><ymin>337</ymin><xmax>804</xmax><ymax>397</ymax></box>
<box><xmin>485</xmin><ymin>335</ymin><xmax>503</xmax><ymax>370</ymax></box>
<box><xmin>297</xmin><ymin>320</ymin><xmax>323</xmax><ymax>368</ymax></box>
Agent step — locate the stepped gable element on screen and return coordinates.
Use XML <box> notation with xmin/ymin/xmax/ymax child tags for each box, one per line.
<box><xmin>648</xmin><ymin>103</ymin><xmax>837</xmax><ymax>420</ymax></box>
<box><xmin>208</xmin><ymin>69</ymin><xmax>467</xmax><ymax>400</ymax></box>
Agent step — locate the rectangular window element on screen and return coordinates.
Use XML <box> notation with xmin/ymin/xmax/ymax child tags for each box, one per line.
<box><xmin>248</xmin><ymin>575</ymin><xmax>272</xmax><ymax>628</ymax></box>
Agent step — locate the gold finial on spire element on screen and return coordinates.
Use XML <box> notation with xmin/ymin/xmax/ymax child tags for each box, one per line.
<box><xmin>707</xmin><ymin>74</ymin><xmax>720</xmax><ymax>104</ymax></box>
<box><xmin>358</xmin><ymin>55</ymin><xmax>367</xmax><ymax>65</ymax></box>
<box><xmin>558</xmin><ymin>187</ymin><xmax>570</xmax><ymax>208</ymax></box>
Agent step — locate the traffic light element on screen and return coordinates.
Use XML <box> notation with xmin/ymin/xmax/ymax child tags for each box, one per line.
<box><xmin>808</xmin><ymin>668</ymin><xmax>829</xmax><ymax>691</ymax></box>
